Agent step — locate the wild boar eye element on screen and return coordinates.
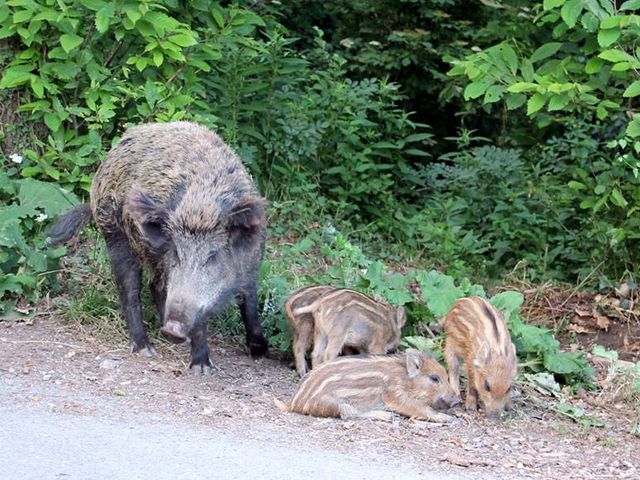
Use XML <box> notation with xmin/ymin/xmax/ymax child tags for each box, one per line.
<box><xmin>429</xmin><ymin>375</ymin><xmax>441</xmax><ymax>383</ymax></box>
<box><xmin>206</xmin><ymin>251</ymin><xmax>218</xmax><ymax>264</ymax></box>
<box><xmin>484</xmin><ymin>380</ymin><xmax>491</xmax><ymax>392</ymax></box>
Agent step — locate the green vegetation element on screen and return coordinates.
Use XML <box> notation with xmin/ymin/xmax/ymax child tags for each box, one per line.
<box><xmin>2</xmin><ymin>0</ymin><xmax>639</xmax><ymax>389</ymax></box>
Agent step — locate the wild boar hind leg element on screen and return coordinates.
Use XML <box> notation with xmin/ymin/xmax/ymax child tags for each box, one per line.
<box><xmin>338</xmin><ymin>403</ymin><xmax>394</xmax><ymax>422</ymax></box>
<box><xmin>104</xmin><ymin>232</ymin><xmax>155</xmax><ymax>357</ymax></box>
<box><xmin>238</xmin><ymin>286</ymin><xmax>268</xmax><ymax>357</ymax></box>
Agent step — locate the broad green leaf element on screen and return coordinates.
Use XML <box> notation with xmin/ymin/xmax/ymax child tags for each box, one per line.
<box><xmin>168</xmin><ymin>34</ymin><xmax>197</xmax><ymax>47</ymax></box>
<box><xmin>506</xmin><ymin>93</ymin><xmax>527</xmax><ymax>110</ymax></box>
<box><xmin>623</xmin><ymin>80</ymin><xmax>640</xmax><ymax>97</ymax></box>
<box><xmin>585</xmin><ymin>57</ymin><xmax>604</xmax><ymax>73</ymax></box>
<box><xmin>527</xmin><ymin>93</ymin><xmax>547</xmax><ymax>115</ymax></box>
<box><xmin>560</xmin><ymin>0</ymin><xmax>582</xmax><ymax>28</ymax></box>
<box><xmin>500</xmin><ymin>44</ymin><xmax>518</xmax><ymax>75</ymax></box>
<box><xmin>484</xmin><ymin>85</ymin><xmax>505</xmax><ymax>104</ymax></box>
<box><xmin>60</xmin><ymin>33</ymin><xmax>83</xmax><ymax>53</ymax></box>
<box><xmin>490</xmin><ymin>291</ymin><xmax>523</xmax><ymax>322</ymax></box>
<box><xmin>95</xmin><ymin>4</ymin><xmax>114</xmax><ymax>32</ymax></box>
<box><xmin>29</xmin><ymin>76</ymin><xmax>44</xmax><ymax>97</ymax></box>
<box><xmin>626</xmin><ymin>117</ymin><xmax>640</xmax><ymax>137</ymax></box>
<box><xmin>530</xmin><ymin>42</ymin><xmax>562</xmax><ymax>63</ymax></box>
<box><xmin>43</xmin><ymin>112</ymin><xmax>61</xmax><ymax>131</ymax></box>
<box><xmin>521</xmin><ymin>59</ymin><xmax>534</xmax><ymax>82</ymax></box>
<box><xmin>543</xmin><ymin>0</ymin><xmax>566</xmax><ymax>9</ymax></box>
<box><xmin>610</xmin><ymin>189</ymin><xmax>628</xmax><ymax>208</ymax></box>
<box><xmin>18</xmin><ymin>179</ymin><xmax>79</xmax><ymax>217</ymax></box>
<box><xmin>598</xmin><ymin>48</ymin><xmax>635</xmax><ymax>63</ymax></box>
<box><xmin>620</xmin><ymin>0</ymin><xmax>640</xmax><ymax>10</ymax></box>
<box><xmin>543</xmin><ymin>351</ymin><xmax>588</xmax><ymax>375</ymax></box>
<box><xmin>548</xmin><ymin>94</ymin><xmax>570</xmax><ymax>111</ymax></box>
<box><xmin>13</xmin><ymin>9</ymin><xmax>33</xmax><ymax>23</ymax></box>
<box><xmin>581</xmin><ymin>11</ymin><xmax>599</xmax><ymax>31</ymax></box>
<box><xmin>463</xmin><ymin>79</ymin><xmax>492</xmax><ymax>100</ymax></box>
<box><xmin>211</xmin><ymin>6</ymin><xmax>225</xmax><ymax>28</ymax></box>
<box><xmin>0</xmin><ymin>68</ymin><xmax>32</xmax><ymax>88</ymax></box>
<box><xmin>415</xmin><ymin>270</ymin><xmax>464</xmax><ymax>317</ymax></box>
<box><xmin>568</xmin><ymin>180</ymin><xmax>587</xmax><ymax>190</ymax></box>
<box><xmin>598</xmin><ymin>28</ymin><xmax>620</xmax><ymax>47</ymax></box>
<box><xmin>612</xmin><ymin>62</ymin><xmax>631</xmax><ymax>72</ymax></box>
<box><xmin>507</xmin><ymin>82</ymin><xmax>539</xmax><ymax>93</ymax></box>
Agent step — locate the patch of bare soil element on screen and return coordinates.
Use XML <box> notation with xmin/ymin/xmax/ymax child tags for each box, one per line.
<box><xmin>502</xmin><ymin>281</ymin><xmax>640</xmax><ymax>362</ymax></box>
<box><xmin>1</xmin><ymin>314</ymin><xmax>639</xmax><ymax>480</ymax></box>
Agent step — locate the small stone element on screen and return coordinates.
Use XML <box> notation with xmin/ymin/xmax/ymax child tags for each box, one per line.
<box><xmin>100</xmin><ymin>359</ymin><xmax>121</xmax><ymax>370</ymax></box>
<box><xmin>42</xmin><ymin>374</ymin><xmax>52</xmax><ymax>381</ymax></box>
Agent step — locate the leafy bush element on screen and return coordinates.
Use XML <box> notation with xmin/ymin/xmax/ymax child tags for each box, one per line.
<box><xmin>0</xmin><ymin>154</ymin><xmax>76</xmax><ymax>313</ymax></box>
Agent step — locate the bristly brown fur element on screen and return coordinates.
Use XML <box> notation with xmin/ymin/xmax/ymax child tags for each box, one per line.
<box><xmin>291</xmin><ymin>288</ymin><xmax>406</xmax><ymax>371</ymax></box>
<box><xmin>284</xmin><ymin>350</ymin><xmax>459</xmax><ymax>422</ymax></box>
<box><xmin>441</xmin><ymin>296</ymin><xmax>517</xmax><ymax>418</ymax></box>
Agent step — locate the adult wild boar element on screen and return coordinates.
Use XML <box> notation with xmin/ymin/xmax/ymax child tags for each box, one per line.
<box><xmin>48</xmin><ymin>122</ymin><xmax>269</xmax><ymax>371</ymax></box>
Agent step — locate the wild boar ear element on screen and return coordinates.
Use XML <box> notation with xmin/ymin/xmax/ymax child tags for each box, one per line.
<box><xmin>227</xmin><ymin>197</ymin><xmax>265</xmax><ymax>241</ymax></box>
<box><xmin>405</xmin><ymin>348</ymin><xmax>423</xmax><ymax>378</ymax></box>
<box><xmin>395</xmin><ymin>306</ymin><xmax>407</xmax><ymax>329</ymax></box>
<box><xmin>125</xmin><ymin>187</ymin><xmax>170</xmax><ymax>250</ymax></box>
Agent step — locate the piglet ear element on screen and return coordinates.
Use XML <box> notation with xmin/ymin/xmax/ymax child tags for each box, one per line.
<box><xmin>405</xmin><ymin>348</ymin><xmax>424</xmax><ymax>379</ymax></box>
<box><xmin>125</xmin><ymin>187</ymin><xmax>170</xmax><ymax>251</ymax></box>
<box><xmin>227</xmin><ymin>197</ymin><xmax>266</xmax><ymax>232</ymax></box>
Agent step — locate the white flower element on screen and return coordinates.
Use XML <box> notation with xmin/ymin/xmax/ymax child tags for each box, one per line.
<box><xmin>35</xmin><ymin>213</ymin><xmax>48</xmax><ymax>222</ymax></box>
<box><xmin>9</xmin><ymin>153</ymin><xmax>23</xmax><ymax>164</ymax></box>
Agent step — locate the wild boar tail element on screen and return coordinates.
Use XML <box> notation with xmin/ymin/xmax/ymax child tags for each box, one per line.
<box><xmin>273</xmin><ymin>397</ymin><xmax>291</xmax><ymax>413</ymax></box>
<box><xmin>292</xmin><ymin>304</ymin><xmax>315</xmax><ymax>316</ymax></box>
<box><xmin>47</xmin><ymin>203</ymin><xmax>93</xmax><ymax>246</ymax></box>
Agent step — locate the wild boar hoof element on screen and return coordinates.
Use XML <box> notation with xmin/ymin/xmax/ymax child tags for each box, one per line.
<box><xmin>189</xmin><ymin>358</ymin><xmax>213</xmax><ymax>376</ymax></box>
<box><xmin>247</xmin><ymin>337</ymin><xmax>269</xmax><ymax>358</ymax></box>
<box><xmin>131</xmin><ymin>342</ymin><xmax>156</xmax><ymax>358</ymax></box>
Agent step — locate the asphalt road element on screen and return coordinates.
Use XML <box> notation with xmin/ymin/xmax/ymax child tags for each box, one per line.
<box><xmin>1</xmin><ymin>396</ymin><xmax>464</xmax><ymax>480</ymax></box>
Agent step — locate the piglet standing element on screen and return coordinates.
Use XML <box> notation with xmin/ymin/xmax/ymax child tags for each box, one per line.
<box><xmin>441</xmin><ymin>296</ymin><xmax>517</xmax><ymax>418</ymax></box>
<box><xmin>48</xmin><ymin>122</ymin><xmax>269</xmax><ymax>371</ymax></box>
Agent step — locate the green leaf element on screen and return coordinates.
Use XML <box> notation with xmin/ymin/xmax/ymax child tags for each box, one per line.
<box><xmin>543</xmin><ymin>0</ymin><xmax>566</xmax><ymax>9</ymax></box>
<box><xmin>620</xmin><ymin>0</ymin><xmax>640</xmax><ymax>10</ymax></box>
<box><xmin>560</xmin><ymin>0</ymin><xmax>582</xmax><ymax>28</ymax></box>
<box><xmin>543</xmin><ymin>351</ymin><xmax>587</xmax><ymax>375</ymax></box>
<box><xmin>520</xmin><ymin>59</ymin><xmax>534</xmax><ymax>82</ymax></box>
<box><xmin>568</xmin><ymin>180</ymin><xmax>587</xmax><ymax>190</ymax></box>
<box><xmin>415</xmin><ymin>270</ymin><xmax>464</xmax><ymax>317</ymax></box>
<box><xmin>527</xmin><ymin>93</ymin><xmax>547</xmax><ymax>115</ymax></box>
<box><xmin>506</xmin><ymin>93</ymin><xmax>527</xmax><ymax>110</ymax></box>
<box><xmin>43</xmin><ymin>112</ymin><xmax>61</xmax><ymax>131</ymax></box>
<box><xmin>507</xmin><ymin>82</ymin><xmax>539</xmax><ymax>93</ymax></box>
<box><xmin>610</xmin><ymin>189</ymin><xmax>628</xmax><ymax>208</ymax></box>
<box><xmin>0</xmin><ymin>68</ymin><xmax>33</xmax><ymax>88</ymax></box>
<box><xmin>168</xmin><ymin>34</ymin><xmax>197</xmax><ymax>47</ymax></box>
<box><xmin>548</xmin><ymin>94</ymin><xmax>570</xmax><ymax>111</ymax></box>
<box><xmin>490</xmin><ymin>291</ymin><xmax>523</xmax><ymax>322</ymax></box>
<box><xmin>598</xmin><ymin>28</ymin><xmax>620</xmax><ymax>47</ymax></box>
<box><xmin>585</xmin><ymin>57</ymin><xmax>604</xmax><ymax>73</ymax></box>
<box><xmin>581</xmin><ymin>11</ymin><xmax>599</xmax><ymax>31</ymax></box>
<box><xmin>13</xmin><ymin>9</ymin><xmax>33</xmax><ymax>23</ymax></box>
<box><xmin>530</xmin><ymin>42</ymin><xmax>562</xmax><ymax>63</ymax></box>
<box><xmin>500</xmin><ymin>44</ymin><xmax>518</xmax><ymax>75</ymax></box>
<box><xmin>60</xmin><ymin>33</ymin><xmax>83</xmax><ymax>53</ymax></box>
<box><xmin>463</xmin><ymin>79</ymin><xmax>492</xmax><ymax>100</ymax></box>
<box><xmin>95</xmin><ymin>4</ymin><xmax>114</xmax><ymax>33</ymax></box>
<box><xmin>598</xmin><ymin>48</ymin><xmax>635</xmax><ymax>63</ymax></box>
<box><xmin>18</xmin><ymin>179</ymin><xmax>79</xmax><ymax>217</ymax></box>
<box><xmin>623</xmin><ymin>81</ymin><xmax>640</xmax><ymax>97</ymax></box>
<box><xmin>626</xmin><ymin>117</ymin><xmax>640</xmax><ymax>138</ymax></box>
<box><xmin>484</xmin><ymin>85</ymin><xmax>505</xmax><ymax>104</ymax></box>
<box><xmin>30</xmin><ymin>76</ymin><xmax>44</xmax><ymax>97</ymax></box>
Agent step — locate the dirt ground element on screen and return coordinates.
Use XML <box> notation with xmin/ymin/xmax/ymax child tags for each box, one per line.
<box><xmin>1</xmin><ymin>314</ymin><xmax>639</xmax><ymax>480</ymax></box>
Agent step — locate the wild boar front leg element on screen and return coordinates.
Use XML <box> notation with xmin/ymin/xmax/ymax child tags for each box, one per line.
<box><xmin>104</xmin><ymin>232</ymin><xmax>154</xmax><ymax>357</ymax></box>
<box><xmin>338</xmin><ymin>404</ymin><xmax>394</xmax><ymax>422</ymax></box>
<box><xmin>238</xmin><ymin>286</ymin><xmax>268</xmax><ymax>357</ymax></box>
<box><xmin>465</xmin><ymin>368</ymin><xmax>479</xmax><ymax>412</ymax></box>
<box><xmin>189</xmin><ymin>317</ymin><xmax>212</xmax><ymax>375</ymax></box>
<box><xmin>444</xmin><ymin>342</ymin><xmax>461</xmax><ymax>396</ymax></box>
<box><xmin>386</xmin><ymin>395</ymin><xmax>455</xmax><ymax>423</ymax></box>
